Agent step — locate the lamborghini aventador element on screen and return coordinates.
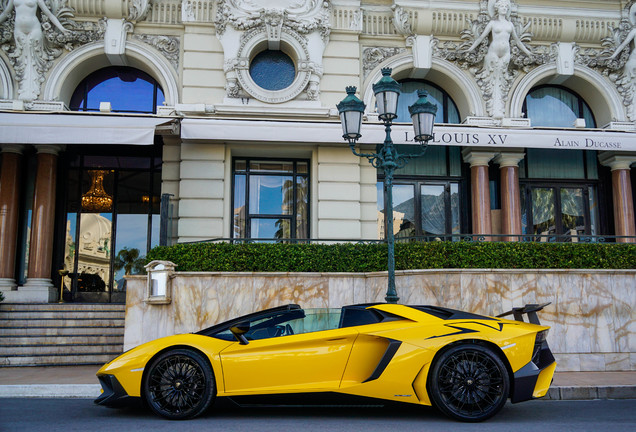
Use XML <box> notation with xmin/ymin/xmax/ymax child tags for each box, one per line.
<box><xmin>95</xmin><ymin>303</ymin><xmax>556</xmax><ymax>422</ymax></box>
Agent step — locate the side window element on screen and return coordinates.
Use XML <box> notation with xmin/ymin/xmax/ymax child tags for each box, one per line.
<box><xmin>212</xmin><ymin>309</ymin><xmax>342</xmax><ymax>341</ymax></box>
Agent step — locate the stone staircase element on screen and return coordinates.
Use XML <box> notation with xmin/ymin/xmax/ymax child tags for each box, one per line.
<box><xmin>0</xmin><ymin>303</ymin><xmax>125</xmax><ymax>367</ymax></box>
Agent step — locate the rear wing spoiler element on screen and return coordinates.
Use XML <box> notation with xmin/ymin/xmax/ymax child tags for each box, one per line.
<box><xmin>497</xmin><ymin>302</ymin><xmax>551</xmax><ymax>325</ymax></box>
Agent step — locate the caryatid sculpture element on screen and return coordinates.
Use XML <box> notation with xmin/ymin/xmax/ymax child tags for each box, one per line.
<box><xmin>465</xmin><ymin>0</ymin><xmax>533</xmax><ymax>118</ymax></box>
<box><xmin>607</xmin><ymin>4</ymin><xmax>636</xmax><ymax>121</ymax></box>
<box><xmin>0</xmin><ymin>0</ymin><xmax>70</xmax><ymax>101</ymax></box>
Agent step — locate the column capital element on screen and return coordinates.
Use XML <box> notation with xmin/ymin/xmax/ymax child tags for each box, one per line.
<box><xmin>1</xmin><ymin>144</ymin><xmax>25</xmax><ymax>155</ymax></box>
<box><xmin>598</xmin><ymin>152</ymin><xmax>636</xmax><ymax>171</ymax></box>
<box><xmin>494</xmin><ymin>151</ymin><xmax>525</xmax><ymax>168</ymax></box>
<box><xmin>461</xmin><ymin>148</ymin><xmax>496</xmax><ymax>168</ymax></box>
<box><xmin>35</xmin><ymin>145</ymin><xmax>64</xmax><ymax>155</ymax></box>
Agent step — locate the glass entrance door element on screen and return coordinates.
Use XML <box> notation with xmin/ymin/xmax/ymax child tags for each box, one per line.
<box><xmin>522</xmin><ymin>184</ymin><xmax>598</xmax><ymax>241</ymax></box>
<box><xmin>60</xmin><ymin>155</ymin><xmax>161</xmax><ymax>302</ymax></box>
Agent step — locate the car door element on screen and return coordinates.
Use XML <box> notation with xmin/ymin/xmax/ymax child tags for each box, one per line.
<box><xmin>219</xmin><ymin>326</ymin><xmax>358</xmax><ymax>394</ymax></box>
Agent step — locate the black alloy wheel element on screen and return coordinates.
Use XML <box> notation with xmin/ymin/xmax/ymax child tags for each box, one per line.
<box><xmin>428</xmin><ymin>343</ymin><xmax>510</xmax><ymax>422</ymax></box>
<box><xmin>144</xmin><ymin>349</ymin><xmax>215</xmax><ymax>420</ymax></box>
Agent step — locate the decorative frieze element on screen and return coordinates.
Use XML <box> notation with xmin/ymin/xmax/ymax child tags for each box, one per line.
<box><xmin>132</xmin><ymin>34</ymin><xmax>180</xmax><ymax>71</ymax></box>
<box><xmin>362</xmin><ymin>46</ymin><xmax>407</xmax><ymax>80</ymax></box>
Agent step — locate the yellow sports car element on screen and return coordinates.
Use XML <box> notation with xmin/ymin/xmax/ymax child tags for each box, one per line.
<box><xmin>95</xmin><ymin>303</ymin><xmax>556</xmax><ymax>422</ymax></box>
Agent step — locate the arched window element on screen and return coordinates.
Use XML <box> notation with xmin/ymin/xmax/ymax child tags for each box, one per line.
<box><xmin>523</xmin><ymin>86</ymin><xmax>596</xmax><ymax>128</ymax></box>
<box><xmin>394</xmin><ymin>80</ymin><xmax>460</xmax><ymax>124</ymax></box>
<box><xmin>70</xmin><ymin>67</ymin><xmax>165</xmax><ymax>114</ymax></box>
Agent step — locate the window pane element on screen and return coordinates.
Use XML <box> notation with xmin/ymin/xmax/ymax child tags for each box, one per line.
<box><xmin>235</xmin><ymin>160</ymin><xmax>247</xmax><ymax>172</ymax></box>
<box><xmin>560</xmin><ymin>188</ymin><xmax>585</xmax><ymax>237</ymax></box>
<box><xmin>234</xmin><ymin>174</ymin><xmax>246</xmax><ymax>238</ymax></box>
<box><xmin>250</xmin><ymin>161</ymin><xmax>294</xmax><ymax>173</ymax></box>
<box><xmin>394</xmin><ymin>145</ymin><xmax>447</xmax><ymax>176</ymax></box>
<box><xmin>114</xmin><ymin>171</ymin><xmax>151</xmax><ymax>290</ymax></box>
<box><xmin>588</xmin><ymin>186</ymin><xmax>599</xmax><ymax>236</ymax></box>
<box><xmin>249</xmin><ymin>50</ymin><xmax>295</xmax><ymax>91</ymax></box>
<box><xmin>525</xmin><ymin>87</ymin><xmax>596</xmax><ymax>128</ymax></box>
<box><xmin>77</xmin><ymin>213</ymin><xmax>112</xmax><ymax>294</ymax></box>
<box><xmin>531</xmin><ymin>188</ymin><xmax>556</xmax><ymax>237</ymax></box>
<box><xmin>420</xmin><ymin>185</ymin><xmax>446</xmax><ymax>236</ymax></box>
<box><xmin>392</xmin><ymin>185</ymin><xmax>416</xmax><ymax>238</ymax></box>
<box><xmin>527</xmin><ymin>149</ymin><xmax>585</xmax><ymax>179</ymax></box>
<box><xmin>63</xmin><ymin>213</ymin><xmax>77</xmax><ymax>291</ymax></box>
<box><xmin>252</xmin><ymin>218</ymin><xmax>291</xmax><ymax>239</ymax></box>
<box><xmin>450</xmin><ymin>183</ymin><xmax>460</xmax><ymax>234</ymax></box>
<box><xmin>249</xmin><ymin>175</ymin><xmax>293</xmax><ymax>215</ymax></box>
<box><xmin>395</xmin><ymin>81</ymin><xmax>459</xmax><ymax>124</ymax></box>
<box><xmin>296</xmin><ymin>177</ymin><xmax>309</xmax><ymax>238</ymax></box>
<box><xmin>70</xmin><ymin>67</ymin><xmax>164</xmax><ymax>114</ymax></box>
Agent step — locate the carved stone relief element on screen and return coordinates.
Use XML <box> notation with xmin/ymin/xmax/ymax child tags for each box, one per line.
<box><xmin>129</xmin><ymin>0</ymin><xmax>152</xmax><ymax>22</ymax></box>
<box><xmin>597</xmin><ymin>2</ymin><xmax>636</xmax><ymax>121</ymax></box>
<box><xmin>132</xmin><ymin>34</ymin><xmax>180</xmax><ymax>71</ymax></box>
<box><xmin>0</xmin><ymin>0</ymin><xmax>105</xmax><ymax>101</ymax></box>
<box><xmin>215</xmin><ymin>0</ymin><xmax>331</xmax><ymax>103</ymax></box>
<box><xmin>435</xmin><ymin>0</ymin><xmax>545</xmax><ymax>118</ymax></box>
<box><xmin>362</xmin><ymin>46</ymin><xmax>407</xmax><ymax>81</ymax></box>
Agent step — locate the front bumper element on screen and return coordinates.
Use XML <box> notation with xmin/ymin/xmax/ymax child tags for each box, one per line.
<box><xmin>94</xmin><ymin>374</ymin><xmax>136</xmax><ymax>407</ymax></box>
<box><xmin>511</xmin><ymin>340</ymin><xmax>557</xmax><ymax>403</ymax></box>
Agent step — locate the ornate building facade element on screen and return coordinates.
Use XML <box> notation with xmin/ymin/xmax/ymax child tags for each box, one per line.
<box><xmin>0</xmin><ymin>0</ymin><xmax>635</xmax><ymax>303</ymax></box>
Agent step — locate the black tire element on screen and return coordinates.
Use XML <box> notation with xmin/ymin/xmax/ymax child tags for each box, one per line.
<box><xmin>144</xmin><ymin>349</ymin><xmax>215</xmax><ymax>420</ymax></box>
<box><xmin>428</xmin><ymin>343</ymin><xmax>510</xmax><ymax>422</ymax></box>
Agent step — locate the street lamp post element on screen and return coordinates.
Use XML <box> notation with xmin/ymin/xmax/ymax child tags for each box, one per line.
<box><xmin>337</xmin><ymin>67</ymin><xmax>437</xmax><ymax>303</ymax></box>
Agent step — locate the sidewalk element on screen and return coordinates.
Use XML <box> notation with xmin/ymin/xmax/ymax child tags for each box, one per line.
<box><xmin>0</xmin><ymin>366</ymin><xmax>634</xmax><ymax>400</ymax></box>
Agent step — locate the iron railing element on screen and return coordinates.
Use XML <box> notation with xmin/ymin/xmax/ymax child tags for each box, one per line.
<box><xmin>184</xmin><ymin>234</ymin><xmax>636</xmax><ymax>245</ymax></box>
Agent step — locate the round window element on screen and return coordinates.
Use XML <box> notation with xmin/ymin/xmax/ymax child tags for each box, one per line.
<box><xmin>249</xmin><ymin>50</ymin><xmax>296</xmax><ymax>91</ymax></box>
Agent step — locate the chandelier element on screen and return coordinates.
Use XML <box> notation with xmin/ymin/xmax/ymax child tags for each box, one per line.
<box><xmin>82</xmin><ymin>170</ymin><xmax>113</xmax><ymax>212</ymax></box>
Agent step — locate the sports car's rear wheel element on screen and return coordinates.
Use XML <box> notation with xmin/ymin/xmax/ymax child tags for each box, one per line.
<box><xmin>144</xmin><ymin>349</ymin><xmax>215</xmax><ymax>420</ymax></box>
<box><xmin>428</xmin><ymin>344</ymin><xmax>509</xmax><ymax>422</ymax></box>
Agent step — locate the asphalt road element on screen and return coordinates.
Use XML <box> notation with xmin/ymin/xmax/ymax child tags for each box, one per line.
<box><xmin>1</xmin><ymin>399</ymin><xmax>634</xmax><ymax>432</ymax></box>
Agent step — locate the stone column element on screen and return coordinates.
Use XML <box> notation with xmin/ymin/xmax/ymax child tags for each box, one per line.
<box><xmin>0</xmin><ymin>145</ymin><xmax>24</xmax><ymax>291</ymax></box>
<box><xmin>599</xmin><ymin>153</ymin><xmax>636</xmax><ymax>243</ymax></box>
<box><xmin>22</xmin><ymin>146</ymin><xmax>61</xmax><ymax>301</ymax></box>
<box><xmin>494</xmin><ymin>151</ymin><xmax>525</xmax><ymax>242</ymax></box>
<box><xmin>462</xmin><ymin>149</ymin><xmax>496</xmax><ymax>239</ymax></box>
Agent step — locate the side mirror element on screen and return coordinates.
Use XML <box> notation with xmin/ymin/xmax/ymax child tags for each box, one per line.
<box><xmin>230</xmin><ymin>321</ymin><xmax>250</xmax><ymax>345</ymax></box>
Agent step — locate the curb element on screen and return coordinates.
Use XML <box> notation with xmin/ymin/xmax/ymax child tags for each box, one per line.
<box><xmin>0</xmin><ymin>384</ymin><xmax>101</xmax><ymax>398</ymax></box>
<box><xmin>546</xmin><ymin>386</ymin><xmax>636</xmax><ymax>400</ymax></box>
<box><xmin>0</xmin><ymin>384</ymin><xmax>634</xmax><ymax>400</ymax></box>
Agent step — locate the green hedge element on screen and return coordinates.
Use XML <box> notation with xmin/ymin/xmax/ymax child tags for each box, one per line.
<box><xmin>145</xmin><ymin>242</ymin><xmax>636</xmax><ymax>272</ymax></box>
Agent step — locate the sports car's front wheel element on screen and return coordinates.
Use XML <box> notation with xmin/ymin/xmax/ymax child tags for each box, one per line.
<box><xmin>428</xmin><ymin>344</ymin><xmax>510</xmax><ymax>422</ymax></box>
<box><xmin>144</xmin><ymin>349</ymin><xmax>215</xmax><ymax>420</ymax></box>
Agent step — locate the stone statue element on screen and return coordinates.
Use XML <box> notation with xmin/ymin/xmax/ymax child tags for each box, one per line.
<box><xmin>0</xmin><ymin>0</ymin><xmax>70</xmax><ymax>101</ymax></box>
<box><xmin>465</xmin><ymin>0</ymin><xmax>532</xmax><ymax>118</ymax></box>
<box><xmin>607</xmin><ymin>4</ymin><xmax>636</xmax><ymax>120</ymax></box>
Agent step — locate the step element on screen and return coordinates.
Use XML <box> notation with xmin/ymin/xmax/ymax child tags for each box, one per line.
<box><xmin>0</xmin><ymin>318</ymin><xmax>124</xmax><ymax>328</ymax></box>
<box><xmin>0</xmin><ymin>310</ymin><xmax>125</xmax><ymax>320</ymax></box>
<box><xmin>0</xmin><ymin>335</ymin><xmax>124</xmax><ymax>345</ymax></box>
<box><xmin>0</xmin><ymin>303</ymin><xmax>125</xmax><ymax>312</ymax></box>
<box><xmin>0</xmin><ymin>353</ymin><xmax>119</xmax><ymax>367</ymax></box>
<box><xmin>1</xmin><ymin>343</ymin><xmax>123</xmax><ymax>356</ymax></box>
<box><xmin>0</xmin><ymin>326</ymin><xmax>124</xmax><ymax>336</ymax></box>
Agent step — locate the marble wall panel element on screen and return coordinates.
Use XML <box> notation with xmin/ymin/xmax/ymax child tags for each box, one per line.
<box><xmin>611</xmin><ymin>273</ymin><xmax>635</xmax><ymax>353</ymax></box>
<box><xmin>328</xmin><ymin>275</ymin><xmax>357</xmax><ymax>307</ymax></box>
<box><xmin>124</xmin><ymin>270</ymin><xmax>636</xmax><ymax>371</ymax></box>
<box><xmin>253</xmin><ymin>274</ymin><xmax>329</xmax><ymax>310</ymax></box>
